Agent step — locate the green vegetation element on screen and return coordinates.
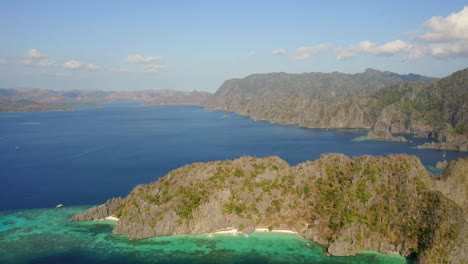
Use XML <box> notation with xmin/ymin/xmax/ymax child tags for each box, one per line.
<box><xmin>85</xmin><ymin>154</ymin><xmax>466</xmax><ymax>264</ymax></box>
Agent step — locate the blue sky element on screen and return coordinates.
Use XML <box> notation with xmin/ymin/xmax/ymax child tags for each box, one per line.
<box><xmin>1</xmin><ymin>0</ymin><xmax>467</xmax><ymax>92</ymax></box>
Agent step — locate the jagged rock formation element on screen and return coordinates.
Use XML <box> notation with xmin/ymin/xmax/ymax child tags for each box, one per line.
<box><xmin>366</xmin><ymin>128</ymin><xmax>407</xmax><ymax>142</ymax></box>
<box><xmin>199</xmin><ymin>68</ymin><xmax>466</xmax><ymax>150</ymax></box>
<box><xmin>142</xmin><ymin>91</ymin><xmax>212</xmax><ymax>106</ymax></box>
<box><xmin>434</xmin><ymin>160</ymin><xmax>448</xmax><ymax>169</ymax></box>
<box><xmin>367</xmin><ymin>69</ymin><xmax>468</xmax><ymax>150</ymax></box>
<box><xmin>205</xmin><ymin>69</ymin><xmax>435</xmax><ymax>128</ymax></box>
<box><xmin>72</xmin><ymin>197</ymin><xmax>123</xmax><ymax>221</ymax></box>
<box><xmin>73</xmin><ymin>154</ymin><xmax>467</xmax><ymax>264</ymax></box>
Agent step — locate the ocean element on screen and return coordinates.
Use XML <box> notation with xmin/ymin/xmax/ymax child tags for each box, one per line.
<box><xmin>1</xmin><ymin>102</ymin><xmax>465</xmax><ymax>263</ymax></box>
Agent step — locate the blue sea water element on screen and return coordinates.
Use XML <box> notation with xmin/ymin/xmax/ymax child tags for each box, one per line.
<box><xmin>0</xmin><ymin>102</ymin><xmax>465</xmax><ymax>211</ymax></box>
<box><xmin>0</xmin><ymin>102</ymin><xmax>465</xmax><ymax>263</ymax></box>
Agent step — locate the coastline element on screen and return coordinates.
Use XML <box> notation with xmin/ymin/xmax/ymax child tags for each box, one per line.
<box><xmin>212</xmin><ymin>228</ymin><xmax>298</xmax><ymax>235</ymax></box>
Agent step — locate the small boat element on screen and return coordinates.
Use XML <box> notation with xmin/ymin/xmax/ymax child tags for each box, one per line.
<box><xmin>56</xmin><ymin>204</ymin><xmax>63</xmax><ymax>208</ymax></box>
<box><xmin>208</xmin><ymin>234</ymin><xmax>213</xmax><ymax>238</ymax></box>
<box><xmin>243</xmin><ymin>233</ymin><xmax>249</xmax><ymax>238</ymax></box>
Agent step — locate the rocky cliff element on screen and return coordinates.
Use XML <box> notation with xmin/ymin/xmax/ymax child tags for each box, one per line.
<box><xmin>366</xmin><ymin>69</ymin><xmax>468</xmax><ymax>150</ymax></box>
<box><xmin>198</xmin><ymin>68</ymin><xmax>466</xmax><ymax>150</ymax></box>
<box><xmin>73</xmin><ymin>154</ymin><xmax>467</xmax><ymax>264</ymax></box>
<box><xmin>204</xmin><ymin>69</ymin><xmax>435</xmax><ymax>128</ymax></box>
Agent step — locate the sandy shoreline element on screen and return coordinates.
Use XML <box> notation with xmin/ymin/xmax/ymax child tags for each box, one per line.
<box><xmin>104</xmin><ymin>216</ymin><xmax>119</xmax><ymax>221</ymax></box>
<box><xmin>212</xmin><ymin>228</ymin><xmax>298</xmax><ymax>235</ymax></box>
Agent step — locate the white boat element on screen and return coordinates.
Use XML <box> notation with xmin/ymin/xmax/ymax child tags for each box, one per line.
<box><xmin>56</xmin><ymin>204</ymin><xmax>63</xmax><ymax>208</ymax></box>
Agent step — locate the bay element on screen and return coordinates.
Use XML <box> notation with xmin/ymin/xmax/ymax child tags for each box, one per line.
<box><xmin>0</xmin><ymin>102</ymin><xmax>465</xmax><ymax>211</ymax></box>
<box><xmin>3</xmin><ymin>101</ymin><xmax>465</xmax><ymax>263</ymax></box>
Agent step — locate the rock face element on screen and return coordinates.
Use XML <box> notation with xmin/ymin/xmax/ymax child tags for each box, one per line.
<box><xmin>72</xmin><ymin>197</ymin><xmax>123</xmax><ymax>221</ymax></box>
<box><xmin>73</xmin><ymin>155</ymin><xmax>467</xmax><ymax>264</ymax></box>
<box><xmin>200</xmin><ymin>68</ymin><xmax>467</xmax><ymax>150</ymax></box>
<box><xmin>434</xmin><ymin>160</ymin><xmax>448</xmax><ymax>169</ymax></box>
<box><xmin>368</xmin><ymin>69</ymin><xmax>468</xmax><ymax>149</ymax></box>
<box><xmin>205</xmin><ymin>69</ymin><xmax>435</xmax><ymax>128</ymax></box>
<box><xmin>366</xmin><ymin>129</ymin><xmax>407</xmax><ymax>142</ymax></box>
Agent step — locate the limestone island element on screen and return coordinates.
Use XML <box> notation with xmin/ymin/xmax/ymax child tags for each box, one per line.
<box><xmin>73</xmin><ymin>154</ymin><xmax>467</xmax><ymax>264</ymax></box>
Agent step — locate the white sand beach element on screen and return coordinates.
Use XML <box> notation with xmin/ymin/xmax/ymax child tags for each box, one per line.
<box><xmin>254</xmin><ymin>228</ymin><xmax>297</xmax><ymax>234</ymax></box>
<box><xmin>214</xmin><ymin>229</ymin><xmax>238</xmax><ymax>234</ymax></box>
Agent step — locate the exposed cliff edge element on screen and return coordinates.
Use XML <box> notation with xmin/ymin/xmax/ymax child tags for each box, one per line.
<box><xmin>368</xmin><ymin>69</ymin><xmax>467</xmax><ymax>150</ymax></box>
<box><xmin>199</xmin><ymin>68</ymin><xmax>466</xmax><ymax>150</ymax></box>
<box><xmin>73</xmin><ymin>154</ymin><xmax>467</xmax><ymax>264</ymax></box>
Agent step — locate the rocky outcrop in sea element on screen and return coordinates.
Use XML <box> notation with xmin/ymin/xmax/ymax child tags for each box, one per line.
<box><xmin>73</xmin><ymin>154</ymin><xmax>467</xmax><ymax>264</ymax></box>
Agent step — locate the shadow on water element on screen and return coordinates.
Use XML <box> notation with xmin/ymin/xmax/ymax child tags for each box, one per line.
<box><xmin>24</xmin><ymin>251</ymin><xmax>274</xmax><ymax>264</ymax></box>
<box><xmin>25</xmin><ymin>251</ymin><xmax>144</xmax><ymax>264</ymax></box>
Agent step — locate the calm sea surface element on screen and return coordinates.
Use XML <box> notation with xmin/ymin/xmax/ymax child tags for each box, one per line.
<box><xmin>0</xmin><ymin>102</ymin><xmax>465</xmax><ymax>263</ymax></box>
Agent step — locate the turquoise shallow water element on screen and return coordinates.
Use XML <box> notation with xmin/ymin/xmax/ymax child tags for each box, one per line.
<box><xmin>0</xmin><ymin>206</ymin><xmax>409</xmax><ymax>264</ymax></box>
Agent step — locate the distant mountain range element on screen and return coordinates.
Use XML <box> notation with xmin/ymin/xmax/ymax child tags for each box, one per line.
<box><xmin>0</xmin><ymin>88</ymin><xmax>185</xmax><ymax>112</ymax></box>
<box><xmin>1</xmin><ymin>68</ymin><xmax>466</xmax><ymax>150</ymax></box>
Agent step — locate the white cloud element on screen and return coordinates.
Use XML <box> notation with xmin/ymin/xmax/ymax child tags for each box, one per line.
<box><xmin>0</xmin><ymin>59</ymin><xmax>8</xmax><ymax>65</ymax></box>
<box><xmin>370</xmin><ymin>40</ymin><xmax>412</xmax><ymax>55</ymax></box>
<box><xmin>109</xmin><ymin>68</ymin><xmax>132</xmax><ymax>73</ymax></box>
<box><xmin>19</xmin><ymin>59</ymin><xmax>34</xmax><ymax>66</ymax></box>
<box><xmin>127</xmin><ymin>54</ymin><xmax>162</xmax><ymax>64</ymax></box>
<box><xmin>428</xmin><ymin>40</ymin><xmax>468</xmax><ymax>59</ymax></box>
<box><xmin>271</xmin><ymin>49</ymin><xmax>287</xmax><ymax>56</ymax></box>
<box><xmin>24</xmin><ymin>49</ymin><xmax>48</xmax><ymax>59</ymax></box>
<box><xmin>334</xmin><ymin>40</ymin><xmax>413</xmax><ymax>60</ymax></box>
<box><xmin>248</xmin><ymin>51</ymin><xmax>256</xmax><ymax>57</ymax></box>
<box><xmin>63</xmin><ymin>60</ymin><xmax>84</xmax><ymax>70</ymax></box>
<box><xmin>86</xmin><ymin>64</ymin><xmax>99</xmax><ymax>70</ymax></box>
<box><xmin>144</xmin><ymin>65</ymin><xmax>166</xmax><ymax>73</ymax></box>
<box><xmin>38</xmin><ymin>59</ymin><xmax>56</xmax><ymax>67</ymax></box>
<box><xmin>63</xmin><ymin>60</ymin><xmax>99</xmax><ymax>70</ymax></box>
<box><xmin>416</xmin><ymin>6</ymin><xmax>468</xmax><ymax>42</ymax></box>
<box><xmin>292</xmin><ymin>44</ymin><xmax>328</xmax><ymax>60</ymax></box>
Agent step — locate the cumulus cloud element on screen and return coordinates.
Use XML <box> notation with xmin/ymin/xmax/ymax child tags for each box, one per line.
<box><xmin>144</xmin><ymin>65</ymin><xmax>166</xmax><ymax>73</ymax></box>
<box><xmin>63</xmin><ymin>60</ymin><xmax>99</xmax><ymax>70</ymax></box>
<box><xmin>292</xmin><ymin>44</ymin><xmax>328</xmax><ymax>60</ymax></box>
<box><xmin>127</xmin><ymin>54</ymin><xmax>162</xmax><ymax>64</ymax></box>
<box><xmin>334</xmin><ymin>40</ymin><xmax>414</xmax><ymax>60</ymax></box>
<box><xmin>271</xmin><ymin>49</ymin><xmax>287</xmax><ymax>56</ymax></box>
<box><xmin>19</xmin><ymin>59</ymin><xmax>34</xmax><ymax>66</ymax></box>
<box><xmin>416</xmin><ymin>6</ymin><xmax>468</xmax><ymax>42</ymax></box>
<box><xmin>0</xmin><ymin>59</ymin><xmax>8</xmax><ymax>65</ymax></box>
<box><xmin>248</xmin><ymin>51</ymin><xmax>256</xmax><ymax>57</ymax></box>
<box><xmin>428</xmin><ymin>40</ymin><xmax>468</xmax><ymax>59</ymax></box>
<box><xmin>38</xmin><ymin>59</ymin><xmax>56</xmax><ymax>67</ymax></box>
<box><xmin>24</xmin><ymin>49</ymin><xmax>48</xmax><ymax>59</ymax></box>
